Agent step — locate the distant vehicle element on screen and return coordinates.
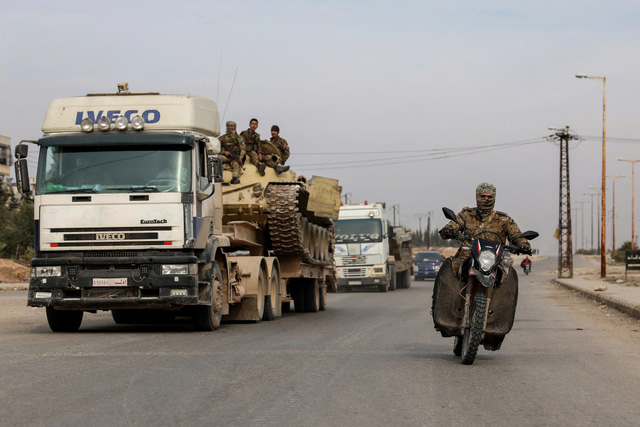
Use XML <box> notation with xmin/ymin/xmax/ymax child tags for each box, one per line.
<box><xmin>413</xmin><ymin>251</ymin><xmax>443</xmax><ymax>280</ymax></box>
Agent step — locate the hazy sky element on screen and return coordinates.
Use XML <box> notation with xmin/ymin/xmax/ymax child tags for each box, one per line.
<box><xmin>2</xmin><ymin>0</ymin><xmax>640</xmax><ymax>255</ymax></box>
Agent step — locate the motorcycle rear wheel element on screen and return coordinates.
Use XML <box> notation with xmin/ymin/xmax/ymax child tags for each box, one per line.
<box><xmin>461</xmin><ymin>292</ymin><xmax>487</xmax><ymax>365</ymax></box>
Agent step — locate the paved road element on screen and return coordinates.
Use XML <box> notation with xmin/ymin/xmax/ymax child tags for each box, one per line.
<box><xmin>2</xmin><ymin>257</ymin><xmax>640</xmax><ymax>426</ymax></box>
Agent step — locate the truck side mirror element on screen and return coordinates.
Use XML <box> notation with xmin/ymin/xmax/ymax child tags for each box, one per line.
<box><xmin>209</xmin><ymin>156</ymin><xmax>223</xmax><ymax>183</ymax></box>
<box><xmin>15</xmin><ymin>159</ymin><xmax>31</xmax><ymax>196</ymax></box>
<box><xmin>15</xmin><ymin>144</ymin><xmax>29</xmax><ymax>159</ymax></box>
<box><xmin>14</xmin><ymin>144</ymin><xmax>31</xmax><ymax>196</ymax></box>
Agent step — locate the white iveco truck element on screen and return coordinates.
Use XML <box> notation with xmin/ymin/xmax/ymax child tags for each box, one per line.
<box><xmin>334</xmin><ymin>202</ymin><xmax>413</xmax><ymax>292</ymax></box>
<box><xmin>14</xmin><ymin>83</ymin><xmax>340</xmax><ymax>332</ymax></box>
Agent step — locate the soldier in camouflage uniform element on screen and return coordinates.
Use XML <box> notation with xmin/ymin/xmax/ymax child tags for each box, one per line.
<box><xmin>265</xmin><ymin>125</ymin><xmax>290</xmax><ymax>174</ymax></box>
<box><xmin>218</xmin><ymin>121</ymin><xmax>246</xmax><ymax>184</ymax></box>
<box><xmin>240</xmin><ymin>118</ymin><xmax>266</xmax><ymax>176</ymax></box>
<box><xmin>439</xmin><ymin>183</ymin><xmax>532</xmax><ymax>278</ymax></box>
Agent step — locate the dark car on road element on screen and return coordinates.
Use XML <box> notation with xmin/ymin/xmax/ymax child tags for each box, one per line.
<box><xmin>413</xmin><ymin>251</ymin><xmax>443</xmax><ymax>280</ymax></box>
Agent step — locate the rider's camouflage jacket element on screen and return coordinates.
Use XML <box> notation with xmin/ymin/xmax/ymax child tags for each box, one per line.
<box><xmin>440</xmin><ymin>207</ymin><xmax>531</xmax><ymax>250</ymax></box>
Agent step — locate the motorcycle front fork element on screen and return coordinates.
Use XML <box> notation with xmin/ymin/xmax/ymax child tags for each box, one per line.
<box><xmin>462</xmin><ymin>278</ymin><xmax>495</xmax><ymax>334</ymax></box>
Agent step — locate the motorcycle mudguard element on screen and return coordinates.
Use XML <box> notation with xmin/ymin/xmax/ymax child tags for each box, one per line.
<box><xmin>483</xmin><ymin>266</ymin><xmax>519</xmax><ymax>351</ymax></box>
<box><xmin>431</xmin><ymin>258</ymin><xmax>465</xmax><ymax>337</ymax></box>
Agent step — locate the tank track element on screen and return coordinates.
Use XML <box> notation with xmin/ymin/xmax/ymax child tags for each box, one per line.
<box><xmin>266</xmin><ymin>183</ymin><xmax>333</xmax><ymax>265</ymax></box>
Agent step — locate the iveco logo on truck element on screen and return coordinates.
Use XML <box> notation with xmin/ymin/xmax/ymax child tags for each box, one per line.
<box><xmin>96</xmin><ymin>233</ymin><xmax>126</xmax><ymax>240</ymax></box>
<box><xmin>141</xmin><ymin>219</ymin><xmax>168</xmax><ymax>224</ymax></box>
<box><xmin>75</xmin><ymin>109</ymin><xmax>161</xmax><ymax>124</ymax></box>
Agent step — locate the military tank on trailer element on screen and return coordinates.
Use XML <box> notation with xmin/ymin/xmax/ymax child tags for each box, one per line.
<box><xmin>221</xmin><ymin>159</ymin><xmax>341</xmax><ymax>313</ymax></box>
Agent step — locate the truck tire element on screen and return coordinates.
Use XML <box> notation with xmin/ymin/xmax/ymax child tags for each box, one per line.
<box><xmin>319</xmin><ymin>284</ymin><xmax>327</xmax><ymax>311</ymax></box>
<box><xmin>388</xmin><ymin>264</ymin><xmax>396</xmax><ymax>291</ymax></box>
<box><xmin>291</xmin><ymin>280</ymin><xmax>305</xmax><ymax>313</ymax></box>
<box><xmin>46</xmin><ymin>306</ymin><xmax>83</xmax><ymax>332</ymax></box>
<box><xmin>304</xmin><ymin>279</ymin><xmax>319</xmax><ymax>312</ymax></box>
<box><xmin>193</xmin><ymin>263</ymin><xmax>224</xmax><ymax>331</ymax></box>
<box><xmin>263</xmin><ymin>267</ymin><xmax>280</xmax><ymax>321</ymax></box>
<box><xmin>403</xmin><ymin>269</ymin><xmax>411</xmax><ymax>289</ymax></box>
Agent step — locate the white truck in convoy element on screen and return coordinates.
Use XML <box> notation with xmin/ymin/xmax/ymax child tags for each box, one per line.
<box><xmin>14</xmin><ymin>83</ymin><xmax>341</xmax><ymax>332</ymax></box>
<box><xmin>334</xmin><ymin>202</ymin><xmax>413</xmax><ymax>292</ymax></box>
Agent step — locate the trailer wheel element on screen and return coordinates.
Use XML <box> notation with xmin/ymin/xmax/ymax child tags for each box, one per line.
<box><xmin>46</xmin><ymin>307</ymin><xmax>83</xmax><ymax>332</ymax></box>
<box><xmin>193</xmin><ymin>262</ymin><xmax>224</xmax><ymax>331</ymax></box>
<box><xmin>290</xmin><ymin>279</ymin><xmax>305</xmax><ymax>312</ymax></box>
<box><xmin>403</xmin><ymin>269</ymin><xmax>411</xmax><ymax>289</ymax></box>
<box><xmin>263</xmin><ymin>267</ymin><xmax>280</xmax><ymax>321</ymax></box>
<box><xmin>304</xmin><ymin>279</ymin><xmax>320</xmax><ymax>312</ymax></box>
<box><xmin>319</xmin><ymin>284</ymin><xmax>327</xmax><ymax>311</ymax></box>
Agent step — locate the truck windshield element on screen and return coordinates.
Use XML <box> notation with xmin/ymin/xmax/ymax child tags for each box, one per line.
<box><xmin>334</xmin><ymin>219</ymin><xmax>383</xmax><ymax>243</ymax></box>
<box><xmin>36</xmin><ymin>145</ymin><xmax>191</xmax><ymax>194</ymax></box>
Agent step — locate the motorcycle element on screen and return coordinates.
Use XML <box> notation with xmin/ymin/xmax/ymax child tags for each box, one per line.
<box><xmin>431</xmin><ymin>207</ymin><xmax>538</xmax><ymax>365</ymax></box>
<box><xmin>522</xmin><ymin>263</ymin><xmax>531</xmax><ymax>275</ymax></box>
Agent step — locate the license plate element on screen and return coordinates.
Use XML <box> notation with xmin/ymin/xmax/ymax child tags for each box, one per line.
<box><xmin>348</xmin><ymin>281</ymin><xmax>360</xmax><ymax>285</ymax></box>
<box><xmin>92</xmin><ymin>278</ymin><xmax>128</xmax><ymax>287</ymax></box>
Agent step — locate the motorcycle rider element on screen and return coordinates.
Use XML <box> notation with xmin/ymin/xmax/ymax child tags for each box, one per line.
<box><xmin>520</xmin><ymin>256</ymin><xmax>532</xmax><ymax>272</ymax></box>
<box><xmin>439</xmin><ymin>183</ymin><xmax>532</xmax><ymax>278</ymax></box>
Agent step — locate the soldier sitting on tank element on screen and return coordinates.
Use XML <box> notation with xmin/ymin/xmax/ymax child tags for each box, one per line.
<box><xmin>264</xmin><ymin>125</ymin><xmax>290</xmax><ymax>174</ymax></box>
<box><xmin>218</xmin><ymin>121</ymin><xmax>246</xmax><ymax>184</ymax></box>
<box><xmin>439</xmin><ymin>183</ymin><xmax>531</xmax><ymax>278</ymax></box>
<box><xmin>240</xmin><ymin>118</ymin><xmax>266</xmax><ymax>176</ymax></box>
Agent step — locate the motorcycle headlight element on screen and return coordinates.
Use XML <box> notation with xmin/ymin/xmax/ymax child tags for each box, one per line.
<box><xmin>478</xmin><ymin>250</ymin><xmax>496</xmax><ymax>272</ymax></box>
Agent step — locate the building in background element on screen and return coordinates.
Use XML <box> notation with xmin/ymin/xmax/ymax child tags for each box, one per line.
<box><xmin>0</xmin><ymin>135</ymin><xmax>11</xmax><ymax>183</ymax></box>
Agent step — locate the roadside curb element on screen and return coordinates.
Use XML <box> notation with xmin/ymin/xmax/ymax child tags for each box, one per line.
<box><xmin>0</xmin><ymin>283</ymin><xmax>28</xmax><ymax>291</ymax></box>
<box><xmin>552</xmin><ymin>279</ymin><xmax>640</xmax><ymax>320</ymax></box>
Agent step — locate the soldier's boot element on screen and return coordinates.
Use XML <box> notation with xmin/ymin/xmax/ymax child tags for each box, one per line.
<box><xmin>257</xmin><ymin>163</ymin><xmax>266</xmax><ymax>176</ymax></box>
<box><xmin>275</xmin><ymin>165</ymin><xmax>290</xmax><ymax>174</ymax></box>
<box><xmin>230</xmin><ymin>176</ymin><xmax>240</xmax><ymax>185</ymax></box>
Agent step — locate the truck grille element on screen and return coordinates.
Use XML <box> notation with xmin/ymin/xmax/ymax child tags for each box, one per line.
<box><xmin>343</xmin><ymin>268</ymin><xmax>366</xmax><ymax>278</ymax></box>
<box><xmin>51</xmin><ymin>226</ymin><xmax>172</xmax><ymax>247</ymax></box>
<box><xmin>341</xmin><ymin>255</ymin><xmax>367</xmax><ymax>266</ymax></box>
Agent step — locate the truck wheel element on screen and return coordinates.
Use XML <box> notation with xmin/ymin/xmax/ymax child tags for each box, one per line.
<box><xmin>46</xmin><ymin>307</ymin><xmax>83</xmax><ymax>332</ymax></box>
<box><xmin>193</xmin><ymin>263</ymin><xmax>224</xmax><ymax>331</ymax></box>
<box><xmin>403</xmin><ymin>269</ymin><xmax>411</xmax><ymax>289</ymax></box>
<box><xmin>304</xmin><ymin>279</ymin><xmax>319</xmax><ymax>312</ymax></box>
<box><xmin>291</xmin><ymin>280</ymin><xmax>305</xmax><ymax>313</ymax></box>
<box><xmin>263</xmin><ymin>268</ymin><xmax>280</xmax><ymax>321</ymax></box>
<box><xmin>388</xmin><ymin>264</ymin><xmax>396</xmax><ymax>291</ymax></box>
<box><xmin>319</xmin><ymin>284</ymin><xmax>327</xmax><ymax>311</ymax></box>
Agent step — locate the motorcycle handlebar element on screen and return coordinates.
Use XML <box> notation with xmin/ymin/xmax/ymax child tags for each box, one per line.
<box><xmin>505</xmin><ymin>245</ymin><xmax>532</xmax><ymax>256</ymax></box>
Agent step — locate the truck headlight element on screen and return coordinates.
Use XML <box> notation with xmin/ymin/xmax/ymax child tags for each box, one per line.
<box><xmin>97</xmin><ymin>116</ymin><xmax>111</xmax><ymax>131</ymax></box>
<box><xmin>80</xmin><ymin>118</ymin><xmax>94</xmax><ymax>132</ymax></box>
<box><xmin>478</xmin><ymin>251</ymin><xmax>496</xmax><ymax>272</ymax></box>
<box><xmin>114</xmin><ymin>116</ymin><xmax>129</xmax><ymax>130</ymax></box>
<box><xmin>161</xmin><ymin>264</ymin><xmax>197</xmax><ymax>275</ymax></box>
<box><xmin>35</xmin><ymin>266</ymin><xmax>62</xmax><ymax>277</ymax></box>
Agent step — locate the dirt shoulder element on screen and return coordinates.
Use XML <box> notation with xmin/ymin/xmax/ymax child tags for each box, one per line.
<box><xmin>0</xmin><ymin>259</ymin><xmax>30</xmax><ymax>289</ymax></box>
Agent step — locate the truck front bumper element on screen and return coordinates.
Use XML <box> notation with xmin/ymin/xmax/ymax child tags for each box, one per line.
<box><xmin>28</xmin><ymin>252</ymin><xmax>201</xmax><ymax>310</ymax></box>
<box><xmin>337</xmin><ymin>277</ymin><xmax>388</xmax><ymax>287</ymax></box>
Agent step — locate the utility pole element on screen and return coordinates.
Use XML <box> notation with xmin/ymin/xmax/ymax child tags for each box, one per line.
<box><xmin>583</xmin><ymin>193</ymin><xmax>597</xmax><ymax>252</ymax></box>
<box><xmin>575</xmin><ymin>201</ymin><xmax>588</xmax><ymax>251</ymax></box>
<box><xmin>549</xmin><ymin>126</ymin><xmax>577</xmax><ymax>278</ymax></box>
<box><xmin>392</xmin><ymin>204</ymin><xmax>400</xmax><ymax>226</ymax></box>
<box><xmin>589</xmin><ymin>186</ymin><xmax>603</xmax><ymax>254</ymax></box>
<box><xmin>416</xmin><ymin>213</ymin><xmax>428</xmax><ymax>247</ymax></box>
<box><xmin>607</xmin><ymin>175</ymin><xmax>625</xmax><ymax>258</ymax></box>
<box><xmin>427</xmin><ymin>211</ymin><xmax>433</xmax><ymax>249</ymax></box>
<box><xmin>619</xmin><ymin>159</ymin><xmax>640</xmax><ymax>250</ymax></box>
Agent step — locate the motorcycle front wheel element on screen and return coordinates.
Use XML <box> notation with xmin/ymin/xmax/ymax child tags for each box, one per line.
<box><xmin>461</xmin><ymin>292</ymin><xmax>487</xmax><ymax>365</ymax></box>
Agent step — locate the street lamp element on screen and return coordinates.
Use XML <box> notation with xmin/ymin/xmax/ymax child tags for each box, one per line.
<box><xmin>619</xmin><ymin>158</ymin><xmax>640</xmax><ymax>250</ymax></box>
<box><xmin>583</xmin><ymin>193</ymin><xmax>596</xmax><ymax>252</ymax></box>
<box><xmin>607</xmin><ymin>175</ymin><xmax>625</xmax><ymax>257</ymax></box>
<box><xmin>576</xmin><ymin>73</ymin><xmax>607</xmax><ymax>277</ymax></box>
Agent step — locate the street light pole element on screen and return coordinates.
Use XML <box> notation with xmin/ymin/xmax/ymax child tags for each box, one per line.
<box><xmin>589</xmin><ymin>186</ymin><xmax>603</xmax><ymax>253</ymax></box>
<box><xmin>619</xmin><ymin>159</ymin><xmax>640</xmax><ymax>250</ymax></box>
<box><xmin>576</xmin><ymin>73</ymin><xmax>607</xmax><ymax>277</ymax></box>
<box><xmin>583</xmin><ymin>193</ymin><xmax>596</xmax><ymax>252</ymax></box>
<box><xmin>607</xmin><ymin>175</ymin><xmax>625</xmax><ymax>258</ymax></box>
